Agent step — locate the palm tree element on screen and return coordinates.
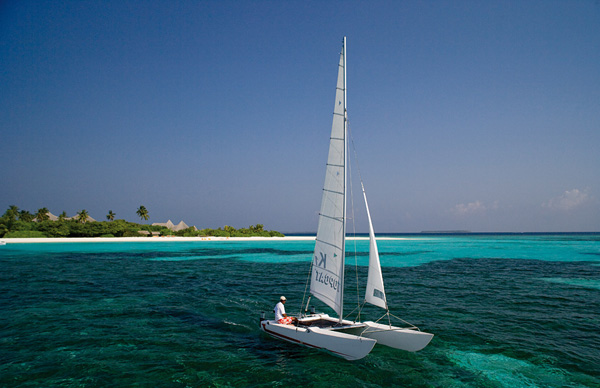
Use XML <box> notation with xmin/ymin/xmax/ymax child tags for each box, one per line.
<box><xmin>106</xmin><ymin>210</ymin><xmax>116</xmax><ymax>221</ymax></box>
<box><xmin>77</xmin><ymin>209</ymin><xmax>89</xmax><ymax>224</ymax></box>
<box><xmin>224</xmin><ymin>225</ymin><xmax>235</xmax><ymax>236</ymax></box>
<box><xmin>136</xmin><ymin>206</ymin><xmax>149</xmax><ymax>221</ymax></box>
<box><xmin>18</xmin><ymin>210</ymin><xmax>34</xmax><ymax>222</ymax></box>
<box><xmin>35</xmin><ymin>208</ymin><xmax>50</xmax><ymax>222</ymax></box>
<box><xmin>250</xmin><ymin>224</ymin><xmax>264</xmax><ymax>233</ymax></box>
<box><xmin>58</xmin><ymin>211</ymin><xmax>67</xmax><ymax>221</ymax></box>
<box><xmin>4</xmin><ymin>205</ymin><xmax>19</xmax><ymax>221</ymax></box>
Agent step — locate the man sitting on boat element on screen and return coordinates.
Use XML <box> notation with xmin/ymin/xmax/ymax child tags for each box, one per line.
<box><xmin>274</xmin><ymin>296</ymin><xmax>298</xmax><ymax>325</ymax></box>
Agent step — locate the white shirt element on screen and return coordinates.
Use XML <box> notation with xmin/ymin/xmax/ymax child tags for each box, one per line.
<box><xmin>274</xmin><ymin>301</ymin><xmax>285</xmax><ymax>321</ymax></box>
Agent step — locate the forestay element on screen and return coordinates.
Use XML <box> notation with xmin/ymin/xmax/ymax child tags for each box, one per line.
<box><xmin>310</xmin><ymin>43</ymin><xmax>347</xmax><ymax>317</ymax></box>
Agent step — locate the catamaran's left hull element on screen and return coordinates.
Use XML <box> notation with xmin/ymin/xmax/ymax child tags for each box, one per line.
<box><xmin>260</xmin><ymin>320</ymin><xmax>376</xmax><ymax>361</ymax></box>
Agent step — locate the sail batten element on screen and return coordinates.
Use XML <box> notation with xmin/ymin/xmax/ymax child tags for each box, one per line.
<box><xmin>318</xmin><ymin>214</ymin><xmax>343</xmax><ymax>222</ymax></box>
<box><xmin>322</xmin><ymin>190</ymin><xmax>343</xmax><ymax>196</ymax></box>
<box><xmin>315</xmin><ymin>238</ymin><xmax>342</xmax><ymax>250</ymax></box>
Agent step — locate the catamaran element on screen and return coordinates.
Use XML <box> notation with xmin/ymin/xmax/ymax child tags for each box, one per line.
<box><xmin>260</xmin><ymin>37</ymin><xmax>433</xmax><ymax>360</ymax></box>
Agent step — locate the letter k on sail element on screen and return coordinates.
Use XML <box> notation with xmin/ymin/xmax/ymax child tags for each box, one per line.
<box><xmin>315</xmin><ymin>252</ymin><xmax>327</xmax><ymax>268</ymax></box>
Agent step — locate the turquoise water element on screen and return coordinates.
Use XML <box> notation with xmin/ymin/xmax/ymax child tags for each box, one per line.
<box><xmin>1</xmin><ymin>234</ymin><xmax>599</xmax><ymax>387</ymax></box>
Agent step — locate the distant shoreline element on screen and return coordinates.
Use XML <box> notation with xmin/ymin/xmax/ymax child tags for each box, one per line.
<box><xmin>0</xmin><ymin>236</ymin><xmax>315</xmax><ymax>244</ymax></box>
<box><xmin>0</xmin><ymin>236</ymin><xmax>418</xmax><ymax>244</ymax></box>
<box><xmin>2</xmin><ymin>232</ymin><xmax>597</xmax><ymax>244</ymax></box>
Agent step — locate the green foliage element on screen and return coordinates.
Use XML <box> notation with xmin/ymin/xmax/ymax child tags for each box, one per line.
<box><xmin>4</xmin><ymin>220</ymin><xmax>35</xmax><ymax>233</ymax></box>
<box><xmin>136</xmin><ymin>205</ymin><xmax>149</xmax><ymax>221</ymax></box>
<box><xmin>18</xmin><ymin>210</ymin><xmax>34</xmax><ymax>222</ymax></box>
<box><xmin>175</xmin><ymin>227</ymin><xmax>200</xmax><ymax>237</ymax></box>
<box><xmin>1</xmin><ymin>206</ymin><xmax>284</xmax><ymax>238</ymax></box>
<box><xmin>35</xmin><ymin>208</ymin><xmax>50</xmax><ymax>222</ymax></box>
<box><xmin>3</xmin><ymin>205</ymin><xmax>19</xmax><ymax>222</ymax></box>
<box><xmin>195</xmin><ymin>225</ymin><xmax>284</xmax><ymax>238</ymax></box>
<box><xmin>77</xmin><ymin>209</ymin><xmax>89</xmax><ymax>224</ymax></box>
<box><xmin>198</xmin><ymin>228</ymin><xmax>230</xmax><ymax>237</ymax></box>
<box><xmin>36</xmin><ymin>220</ymin><xmax>70</xmax><ymax>237</ymax></box>
<box><xmin>4</xmin><ymin>230</ymin><xmax>47</xmax><ymax>238</ymax></box>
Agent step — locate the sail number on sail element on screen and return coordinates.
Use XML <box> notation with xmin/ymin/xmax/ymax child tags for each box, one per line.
<box><xmin>314</xmin><ymin>252</ymin><xmax>340</xmax><ymax>291</ymax></box>
<box><xmin>313</xmin><ymin>269</ymin><xmax>340</xmax><ymax>291</ymax></box>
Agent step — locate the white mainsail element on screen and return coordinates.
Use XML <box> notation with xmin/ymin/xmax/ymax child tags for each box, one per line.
<box><xmin>310</xmin><ymin>40</ymin><xmax>347</xmax><ymax>317</ymax></box>
<box><xmin>362</xmin><ymin>182</ymin><xmax>387</xmax><ymax>310</ymax></box>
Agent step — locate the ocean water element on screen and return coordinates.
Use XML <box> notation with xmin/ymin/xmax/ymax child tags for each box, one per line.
<box><xmin>1</xmin><ymin>234</ymin><xmax>599</xmax><ymax>387</ymax></box>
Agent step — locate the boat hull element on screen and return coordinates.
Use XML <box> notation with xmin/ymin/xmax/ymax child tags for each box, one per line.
<box><xmin>260</xmin><ymin>319</ymin><xmax>377</xmax><ymax>361</ymax></box>
<box><xmin>361</xmin><ymin>321</ymin><xmax>433</xmax><ymax>352</ymax></box>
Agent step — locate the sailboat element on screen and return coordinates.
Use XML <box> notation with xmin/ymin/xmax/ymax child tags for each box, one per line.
<box><xmin>259</xmin><ymin>37</ymin><xmax>433</xmax><ymax>360</ymax></box>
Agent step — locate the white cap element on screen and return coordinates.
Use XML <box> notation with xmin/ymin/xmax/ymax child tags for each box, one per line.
<box><xmin>280</xmin><ymin>296</ymin><xmax>287</xmax><ymax>301</ymax></box>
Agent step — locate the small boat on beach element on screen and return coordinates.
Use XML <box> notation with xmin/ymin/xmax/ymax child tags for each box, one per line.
<box><xmin>260</xmin><ymin>37</ymin><xmax>433</xmax><ymax>360</ymax></box>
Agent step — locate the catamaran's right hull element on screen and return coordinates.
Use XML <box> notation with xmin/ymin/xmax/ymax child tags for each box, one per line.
<box><xmin>260</xmin><ymin>320</ymin><xmax>377</xmax><ymax>361</ymax></box>
<box><xmin>361</xmin><ymin>321</ymin><xmax>434</xmax><ymax>352</ymax></box>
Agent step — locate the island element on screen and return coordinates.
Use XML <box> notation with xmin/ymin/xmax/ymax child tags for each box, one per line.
<box><xmin>0</xmin><ymin>205</ymin><xmax>284</xmax><ymax>239</ymax></box>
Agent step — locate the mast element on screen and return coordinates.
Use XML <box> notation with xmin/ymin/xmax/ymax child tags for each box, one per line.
<box><xmin>309</xmin><ymin>37</ymin><xmax>348</xmax><ymax>320</ymax></box>
<box><xmin>339</xmin><ymin>36</ymin><xmax>347</xmax><ymax>323</ymax></box>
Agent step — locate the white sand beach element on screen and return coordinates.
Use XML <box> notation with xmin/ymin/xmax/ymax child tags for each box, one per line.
<box><xmin>0</xmin><ymin>236</ymin><xmax>410</xmax><ymax>244</ymax></box>
<box><xmin>0</xmin><ymin>236</ymin><xmax>317</xmax><ymax>244</ymax></box>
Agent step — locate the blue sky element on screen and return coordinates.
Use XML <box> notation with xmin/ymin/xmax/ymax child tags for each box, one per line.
<box><xmin>1</xmin><ymin>1</ymin><xmax>599</xmax><ymax>233</ymax></box>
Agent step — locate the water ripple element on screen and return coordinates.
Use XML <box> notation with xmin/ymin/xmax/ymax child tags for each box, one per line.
<box><xmin>1</xmin><ymin>237</ymin><xmax>599</xmax><ymax>387</ymax></box>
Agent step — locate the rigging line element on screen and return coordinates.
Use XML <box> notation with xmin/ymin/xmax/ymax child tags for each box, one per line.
<box><xmin>388</xmin><ymin>311</ymin><xmax>420</xmax><ymax>331</ymax></box>
<box><xmin>348</xmin><ymin>124</ymin><xmax>367</xmax><ymax>193</ymax></box>
<box><xmin>343</xmin><ymin>304</ymin><xmax>360</xmax><ymax>322</ymax></box>
<box><xmin>346</xmin><ymin>131</ymin><xmax>361</xmax><ymax>320</ymax></box>
<box><xmin>349</xmin><ymin>122</ymin><xmax>370</xmax><ymax>323</ymax></box>
<box><xmin>300</xmin><ymin>258</ymin><xmax>314</xmax><ymax>318</ymax></box>
<box><xmin>356</xmin><ymin>299</ymin><xmax>367</xmax><ymax>320</ymax></box>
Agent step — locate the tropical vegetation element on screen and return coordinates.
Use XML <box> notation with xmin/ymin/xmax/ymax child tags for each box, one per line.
<box><xmin>136</xmin><ymin>205</ymin><xmax>149</xmax><ymax>221</ymax></box>
<box><xmin>0</xmin><ymin>205</ymin><xmax>284</xmax><ymax>238</ymax></box>
<box><xmin>77</xmin><ymin>209</ymin><xmax>89</xmax><ymax>224</ymax></box>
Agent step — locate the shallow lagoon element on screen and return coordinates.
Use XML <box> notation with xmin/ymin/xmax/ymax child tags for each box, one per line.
<box><xmin>1</xmin><ymin>234</ymin><xmax>599</xmax><ymax>387</ymax></box>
